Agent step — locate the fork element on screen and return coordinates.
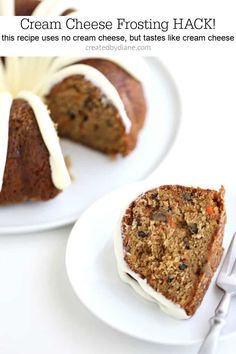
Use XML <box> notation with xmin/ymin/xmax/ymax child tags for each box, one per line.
<box><xmin>198</xmin><ymin>232</ymin><xmax>236</xmax><ymax>354</ymax></box>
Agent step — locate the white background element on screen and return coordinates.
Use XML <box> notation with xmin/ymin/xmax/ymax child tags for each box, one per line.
<box><xmin>1</xmin><ymin>0</ymin><xmax>236</xmax><ymax>353</ymax></box>
<box><xmin>0</xmin><ymin>0</ymin><xmax>236</xmax><ymax>55</ymax></box>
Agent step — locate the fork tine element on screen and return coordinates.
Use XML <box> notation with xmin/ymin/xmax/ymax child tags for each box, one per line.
<box><xmin>230</xmin><ymin>258</ymin><xmax>236</xmax><ymax>276</ymax></box>
<box><xmin>218</xmin><ymin>232</ymin><xmax>236</xmax><ymax>277</ymax></box>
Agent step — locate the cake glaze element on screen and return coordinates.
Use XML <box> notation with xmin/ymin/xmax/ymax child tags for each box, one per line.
<box><xmin>17</xmin><ymin>90</ymin><xmax>71</xmax><ymax>190</ymax></box>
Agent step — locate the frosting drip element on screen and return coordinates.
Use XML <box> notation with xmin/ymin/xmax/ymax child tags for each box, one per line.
<box><xmin>16</xmin><ymin>90</ymin><xmax>71</xmax><ymax>190</ymax></box>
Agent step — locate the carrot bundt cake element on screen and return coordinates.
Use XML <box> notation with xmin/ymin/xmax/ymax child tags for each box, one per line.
<box><xmin>115</xmin><ymin>185</ymin><xmax>226</xmax><ymax>319</ymax></box>
<box><xmin>0</xmin><ymin>0</ymin><xmax>147</xmax><ymax>204</ymax></box>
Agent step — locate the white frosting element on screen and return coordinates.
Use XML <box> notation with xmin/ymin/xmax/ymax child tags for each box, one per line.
<box><xmin>39</xmin><ymin>63</ymin><xmax>132</xmax><ymax>133</ymax></box>
<box><xmin>114</xmin><ymin>216</ymin><xmax>190</xmax><ymax>320</ymax></box>
<box><xmin>16</xmin><ymin>90</ymin><xmax>71</xmax><ymax>190</ymax></box>
<box><xmin>0</xmin><ymin>0</ymin><xmax>14</xmax><ymax>16</ymax></box>
<box><xmin>0</xmin><ymin>92</ymin><xmax>13</xmax><ymax>191</ymax></box>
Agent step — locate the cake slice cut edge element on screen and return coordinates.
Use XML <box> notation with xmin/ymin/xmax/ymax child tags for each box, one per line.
<box><xmin>114</xmin><ymin>185</ymin><xmax>226</xmax><ymax>319</ymax></box>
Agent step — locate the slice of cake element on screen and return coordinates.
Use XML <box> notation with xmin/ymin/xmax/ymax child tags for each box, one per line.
<box><xmin>44</xmin><ymin>59</ymin><xmax>146</xmax><ymax>157</ymax></box>
<box><xmin>115</xmin><ymin>185</ymin><xmax>226</xmax><ymax>319</ymax></box>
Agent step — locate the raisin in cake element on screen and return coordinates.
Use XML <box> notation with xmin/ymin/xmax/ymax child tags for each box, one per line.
<box><xmin>115</xmin><ymin>185</ymin><xmax>226</xmax><ymax>319</ymax></box>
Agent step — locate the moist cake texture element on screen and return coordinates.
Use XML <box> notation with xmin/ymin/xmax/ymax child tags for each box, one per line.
<box><xmin>120</xmin><ymin>185</ymin><xmax>226</xmax><ymax>317</ymax></box>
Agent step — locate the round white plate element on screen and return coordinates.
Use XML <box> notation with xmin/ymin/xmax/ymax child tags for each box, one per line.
<box><xmin>66</xmin><ymin>179</ymin><xmax>236</xmax><ymax>345</ymax></box>
<box><xmin>0</xmin><ymin>57</ymin><xmax>181</xmax><ymax>234</ymax></box>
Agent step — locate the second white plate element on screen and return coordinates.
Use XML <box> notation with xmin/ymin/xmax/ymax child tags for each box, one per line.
<box><xmin>66</xmin><ymin>180</ymin><xmax>236</xmax><ymax>345</ymax></box>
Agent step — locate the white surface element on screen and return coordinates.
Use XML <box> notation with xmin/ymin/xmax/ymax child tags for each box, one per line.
<box><xmin>0</xmin><ymin>57</ymin><xmax>180</xmax><ymax>234</ymax></box>
<box><xmin>66</xmin><ymin>180</ymin><xmax>236</xmax><ymax>345</ymax></box>
<box><xmin>1</xmin><ymin>0</ymin><xmax>236</xmax><ymax>353</ymax></box>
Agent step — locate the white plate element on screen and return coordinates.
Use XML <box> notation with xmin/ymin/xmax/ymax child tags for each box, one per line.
<box><xmin>66</xmin><ymin>179</ymin><xmax>236</xmax><ymax>345</ymax></box>
<box><xmin>0</xmin><ymin>57</ymin><xmax>181</xmax><ymax>234</ymax></box>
